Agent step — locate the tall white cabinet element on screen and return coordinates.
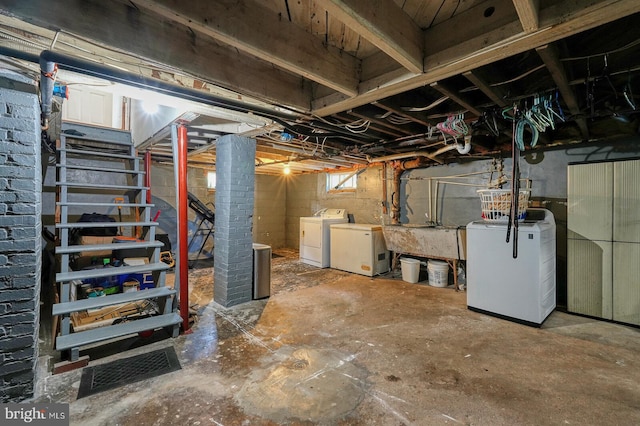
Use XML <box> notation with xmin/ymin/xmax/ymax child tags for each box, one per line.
<box><xmin>567</xmin><ymin>158</ymin><xmax>640</xmax><ymax>326</ymax></box>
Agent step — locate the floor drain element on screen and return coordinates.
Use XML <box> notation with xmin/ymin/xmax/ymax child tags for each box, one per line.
<box><xmin>77</xmin><ymin>346</ymin><xmax>181</xmax><ymax>399</ymax></box>
<box><xmin>290</xmin><ymin>358</ymin><xmax>309</xmax><ymax>370</ymax></box>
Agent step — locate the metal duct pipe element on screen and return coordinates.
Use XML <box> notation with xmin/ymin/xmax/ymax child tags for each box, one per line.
<box><xmin>37</xmin><ymin>50</ymin><xmax>301</xmax><ymax>123</ymax></box>
<box><xmin>39</xmin><ymin>57</ymin><xmax>55</xmax><ymax>129</ymax></box>
<box><xmin>0</xmin><ymin>46</ymin><xmax>40</xmax><ymax>63</ymax></box>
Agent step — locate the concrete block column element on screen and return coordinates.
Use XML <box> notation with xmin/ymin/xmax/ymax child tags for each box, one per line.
<box><xmin>0</xmin><ymin>73</ymin><xmax>42</xmax><ymax>402</ymax></box>
<box><xmin>214</xmin><ymin>135</ymin><xmax>256</xmax><ymax>307</ymax></box>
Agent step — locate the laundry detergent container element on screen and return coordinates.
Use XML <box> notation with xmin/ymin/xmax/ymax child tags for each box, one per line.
<box><xmin>400</xmin><ymin>258</ymin><xmax>421</xmax><ymax>283</ymax></box>
<box><xmin>427</xmin><ymin>260</ymin><xmax>449</xmax><ymax>287</ymax></box>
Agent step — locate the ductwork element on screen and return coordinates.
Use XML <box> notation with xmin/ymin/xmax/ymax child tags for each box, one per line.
<box><xmin>39</xmin><ymin>57</ymin><xmax>56</xmax><ymax>130</ymax></box>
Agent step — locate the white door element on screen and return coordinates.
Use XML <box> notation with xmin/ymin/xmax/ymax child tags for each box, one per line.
<box><xmin>62</xmin><ymin>86</ymin><xmax>114</xmax><ymax>128</ymax></box>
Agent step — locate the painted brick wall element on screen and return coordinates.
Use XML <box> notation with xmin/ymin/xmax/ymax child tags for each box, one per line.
<box><xmin>0</xmin><ymin>73</ymin><xmax>42</xmax><ymax>402</ymax></box>
<box><xmin>214</xmin><ymin>135</ymin><xmax>255</xmax><ymax>307</ymax></box>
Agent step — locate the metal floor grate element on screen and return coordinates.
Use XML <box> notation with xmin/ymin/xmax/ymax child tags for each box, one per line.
<box><xmin>77</xmin><ymin>346</ymin><xmax>181</xmax><ymax>399</ymax></box>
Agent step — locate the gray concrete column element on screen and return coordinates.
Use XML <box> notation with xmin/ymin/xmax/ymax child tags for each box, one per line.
<box><xmin>213</xmin><ymin>135</ymin><xmax>256</xmax><ymax>307</ymax></box>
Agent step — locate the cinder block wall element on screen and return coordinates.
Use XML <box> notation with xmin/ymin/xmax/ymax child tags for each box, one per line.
<box><xmin>253</xmin><ymin>174</ymin><xmax>286</xmax><ymax>248</ymax></box>
<box><xmin>285</xmin><ymin>166</ymin><xmax>387</xmax><ymax>248</ymax></box>
<box><xmin>150</xmin><ymin>165</ymin><xmax>286</xmax><ymax>250</ymax></box>
<box><xmin>0</xmin><ymin>73</ymin><xmax>42</xmax><ymax>402</ymax></box>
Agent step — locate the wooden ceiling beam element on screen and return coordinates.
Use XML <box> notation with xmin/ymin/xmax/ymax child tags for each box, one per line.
<box><xmin>536</xmin><ymin>44</ymin><xmax>589</xmax><ymax>140</ymax></box>
<box><xmin>4</xmin><ymin>0</ymin><xmax>312</xmax><ymax>111</ymax></box>
<box><xmin>323</xmin><ymin>0</ymin><xmax>423</xmax><ymax>74</ymax></box>
<box><xmin>314</xmin><ymin>0</ymin><xmax>640</xmax><ymax>116</ymax></box>
<box><xmin>430</xmin><ymin>81</ymin><xmax>482</xmax><ymax>117</ymax></box>
<box><xmin>462</xmin><ymin>70</ymin><xmax>509</xmax><ymax>108</ymax></box>
<box><xmin>131</xmin><ymin>0</ymin><xmax>360</xmax><ymax>97</ymax></box>
<box><xmin>513</xmin><ymin>0</ymin><xmax>540</xmax><ymax>32</ymax></box>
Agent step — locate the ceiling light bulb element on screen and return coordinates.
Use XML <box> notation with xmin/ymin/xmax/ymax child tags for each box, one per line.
<box><xmin>283</xmin><ymin>165</ymin><xmax>291</xmax><ymax>175</ymax></box>
<box><xmin>141</xmin><ymin>100</ymin><xmax>159</xmax><ymax>115</ymax></box>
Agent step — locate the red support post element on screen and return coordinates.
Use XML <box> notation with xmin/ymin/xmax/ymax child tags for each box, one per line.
<box><xmin>177</xmin><ymin>125</ymin><xmax>190</xmax><ymax>332</ymax></box>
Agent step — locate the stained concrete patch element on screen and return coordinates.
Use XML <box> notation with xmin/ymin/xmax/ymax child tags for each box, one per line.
<box><xmin>236</xmin><ymin>347</ymin><xmax>368</xmax><ymax>423</ymax></box>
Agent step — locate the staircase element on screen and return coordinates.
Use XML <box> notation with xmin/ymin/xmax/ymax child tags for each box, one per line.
<box><xmin>53</xmin><ymin>122</ymin><xmax>181</xmax><ymax>361</ymax></box>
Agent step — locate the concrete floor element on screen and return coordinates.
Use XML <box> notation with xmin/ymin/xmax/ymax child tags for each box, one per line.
<box><xmin>36</xmin><ymin>250</ymin><xmax>640</xmax><ymax>425</ymax></box>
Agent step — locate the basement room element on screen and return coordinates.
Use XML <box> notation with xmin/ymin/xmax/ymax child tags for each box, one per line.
<box><xmin>1</xmin><ymin>1</ymin><xmax>639</xmax><ymax>425</ymax></box>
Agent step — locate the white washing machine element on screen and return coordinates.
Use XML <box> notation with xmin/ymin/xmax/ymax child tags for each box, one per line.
<box><xmin>299</xmin><ymin>208</ymin><xmax>348</xmax><ymax>267</ymax></box>
<box><xmin>330</xmin><ymin>223</ymin><xmax>389</xmax><ymax>276</ymax></box>
<box><xmin>466</xmin><ymin>209</ymin><xmax>556</xmax><ymax>327</ymax></box>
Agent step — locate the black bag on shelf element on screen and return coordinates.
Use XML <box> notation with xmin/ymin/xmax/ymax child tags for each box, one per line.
<box><xmin>76</xmin><ymin>212</ymin><xmax>118</xmax><ymax>237</ymax></box>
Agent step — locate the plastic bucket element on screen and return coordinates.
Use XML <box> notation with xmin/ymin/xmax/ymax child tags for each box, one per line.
<box><xmin>400</xmin><ymin>258</ymin><xmax>421</xmax><ymax>283</ymax></box>
<box><xmin>427</xmin><ymin>260</ymin><xmax>449</xmax><ymax>287</ymax></box>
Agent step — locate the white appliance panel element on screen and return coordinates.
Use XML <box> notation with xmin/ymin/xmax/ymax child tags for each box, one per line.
<box><xmin>299</xmin><ymin>215</ymin><xmax>348</xmax><ymax>268</ymax></box>
<box><xmin>466</xmin><ymin>209</ymin><xmax>556</xmax><ymax>326</ymax></box>
<box><xmin>330</xmin><ymin>224</ymin><xmax>389</xmax><ymax>276</ymax></box>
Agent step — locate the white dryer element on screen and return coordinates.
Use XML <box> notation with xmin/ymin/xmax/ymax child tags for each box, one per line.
<box><xmin>300</xmin><ymin>209</ymin><xmax>348</xmax><ymax>267</ymax></box>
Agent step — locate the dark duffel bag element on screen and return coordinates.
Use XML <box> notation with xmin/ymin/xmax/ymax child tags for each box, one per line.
<box><xmin>76</xmin><ymin>212</ymin><xmax>118</xmax><ymax>237</ymax></box>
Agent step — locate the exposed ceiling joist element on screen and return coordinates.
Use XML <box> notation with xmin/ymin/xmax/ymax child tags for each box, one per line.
<box><xmin>323</xmin><ymin>0</ymin><xmax>423</xmax><ymax>74</ymax></box>
<box><xmin>313</xmin><ymin>0</ymin><xmax>639</xmax><ymax>116</ymax></box>
<box><xmin>536</xmin><ymin>44</ymin><xmax>589</xmax><ymax>140</ymax></box>
<box><xmin>513</xmin><ymin>0</ymin><xmax>540</xmax><ymax>32</ymax></box>
<box><xmin>462</xmin><ymin>70</ymin><xmax>509</xmax><ymax>108</ymax></box>
<box><xmin>130</xmin><ymin>0</ymin><xmax>360</xmax><ymax>97</ymax></box>
<box><xmin>430</xmin><ymin>81</ymin><xmax>482</xmax><ymax>117</ymax></box>
<box><xmin>4</xmin><ymin>0</ymin><xmax>312</xmax><ymax>111</ymax></box>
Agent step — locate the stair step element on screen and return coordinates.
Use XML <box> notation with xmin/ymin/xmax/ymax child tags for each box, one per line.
<box><xmin>56</xmin><ymin>163</ymin><xmax>146</xmax><ymax>174</ymax></box>
<box><xmin>56</xmin><ymin>240</ymin><xmax>163</xmax><ymax>255</ymax></box>
<box><xmin>58</xmin><ymin>148</ymin><xmax>138</xmax><ymax>160</ymax></box>
<box><xmin>57</xmin><ymin>201</ymin><xmax>154</xmax><ymax>208</ymax></box>
<box><xmin>55</xmin><ymin>181</ymin><xmax>148</xmax><ymax>191</ymax></box>
<box><xmin>57</xmin><ymin>262</ymin><xmax>168</xmax><ymax>283</ymax></box>
<box><xmin>61</xmin><ymin>122</ymin><xmax>133</xmax><ymax>146</ymax></box>
<box><xmin>56</xmin><ymin>221</ymin><xmax>157</xmax><ymax>229</ymax></box>
<box><xmin>52</xmin><ymin>287</ymin><xmax>175</xmax><ymax>316</ymax></box>
<box><xmin>55</xmin><ymin>312</ymin><xmax>182</xmax><ymax>351</ymax></box>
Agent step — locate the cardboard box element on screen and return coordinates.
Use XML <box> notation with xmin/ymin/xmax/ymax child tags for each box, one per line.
<box><xmin>79</xmin><ymin>235</ymin><xmax>114</xmax><ymax>257</ymax></box>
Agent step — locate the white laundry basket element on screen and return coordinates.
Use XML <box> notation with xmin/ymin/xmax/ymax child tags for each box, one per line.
<box><xmin>427</xmin><ymin>260</ymin><xmax>449</xmax><ymax>287</ymax></box>
<box><xmin>400</xmin><ymin>258</ymin><xmax>420</xmax><ymax>283</ymax></box>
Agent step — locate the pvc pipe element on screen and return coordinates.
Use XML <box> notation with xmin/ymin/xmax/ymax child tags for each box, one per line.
<box><xmin>455</xmin><ymin>135</ymin><xmax>472</xmax><ymax>154</ymax></box>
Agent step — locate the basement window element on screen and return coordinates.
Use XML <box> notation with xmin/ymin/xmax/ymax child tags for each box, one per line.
<box><xmin>326</xmin><ymin>172</ymin><xmax>357</xmax><ymax>192</ymax></box>
<box><xmin>207</xmin><ymin>172</ymin><xmax>216</xmax><ymax>191</ymax></box>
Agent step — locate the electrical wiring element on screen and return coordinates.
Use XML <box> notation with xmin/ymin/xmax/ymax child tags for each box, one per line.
<box><xmin>561</xmin><ymin>38</ymin><xmax>640</xmax><ymax>61</ymax></box>
<box><xmin>385</xmin><ymin>114</ymin><xmax>412</xmax><ymax>125</ymax></box>
<box><xmin>490</xmin><ymin>64</ymin><xmax>546</xmax><ymax>87</ymax></box>
<box><xmin>402</xmin><ymin>96</ymin><xmax>449</xmax><ymax>112</ymax></box>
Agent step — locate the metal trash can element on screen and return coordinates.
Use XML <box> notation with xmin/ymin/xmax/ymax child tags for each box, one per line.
<box><xmin>252</xmin><ymin>243</ymin><xmax>271</xmax><ymax>299</ymax></box>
